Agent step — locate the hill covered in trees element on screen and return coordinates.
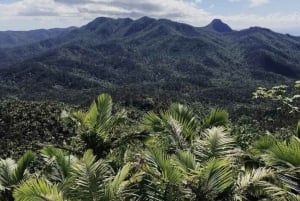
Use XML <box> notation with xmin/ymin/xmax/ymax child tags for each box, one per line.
<box><xmin>1</xmin><ymin>16</ymin><xmax>300</xmax><ymax>201</ymax></box>
<box><xmin>0</xmin><ymin>17</ymin><xmax>300</xmax><ymax>106</ymax></box>
<box><xmin>0</xmin><ymin>93</ymin><xmax>300</xmax><ymax>201</ymax></box>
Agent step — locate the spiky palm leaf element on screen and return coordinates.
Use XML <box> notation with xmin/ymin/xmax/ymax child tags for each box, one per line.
<box><xmin>12</xmin><ymin>151</ymin><xmax>36</xmax><ymax>185</ymax></box>
<box><xmin>146</xmin><ymin>148</ymin><xmax>184</xmax><ymax>184</ymax></box>
<box><xmin>258</xmin><ymin>181</ymin><xmax>300</xmax><ymax>201</ymax></box>
<box><xmin>13</xmin><ymin>178</ymin><xmax>64</xmax><ymax>201</ymax></box>
<box><xmin>267</xmin><ymin>137</ymin><xmax>300</xmax><ymax>167</ymax></box>
<box><xmin>103</xmin><ymin>163</ymin><xmax>142</xmax><ymax>201</ymax></box>
<box><xmin>74</xmin><ymin>94</ymin><xmax>125</xmax><ymax>139</ymax></box>
<box><xmin>165</xmin><ymin>117</ymin><xmax>189</xmax><ymax>150</ymax></box>
<box><xmin>0</xmin><ymin>151</ymin><xmax>36</xmax><ymax>200</ymax></box>
<box><xmin>143</xmin><ymin>111</ymin><xmax>164</xmax><ymax>133</ymax></box>
<box><xmin>0</xmin><ymin>151</ymin><xmax>36</xmax><ymax>192</ymax></box>
<box><xmin>142</xmin><ymin>148</ymin><xmax>187</xmax><ymax>201</ymax></box>
<box><xmin>77</xmin><ymin>94</ymin><xmax>112</xmax><ymax>132</ymax></box>
<box><xmin>193</xmin><ymin>127</ymin><xmax>237</xmax><ymax>161</ymax></box>
<box><xmin>162</xmin><ymin>104</ymin><xmax>199</xmax><ymax>140</ymax></box>
<box><xmin>73</xmin><ymin>94</ymin><xmax>127</xmax><ymax>157</ymax></box>
<box><xmin>65</xmin><ymin>150</ymin><xmax>142</xmax><ymax>201</ymax></box>
<box><xmin>142</xmin><ymin>103</ymin><xmax>200</xmax><ymax>150</ymax></box>
<box><xmin>253</xmin><ymin>136</ymin><xmax>300</xmax><ymax>168</ymax></box>
<box><xmin>0</xmin><ymin>158</ymin><xmax>16</xmax><ymax>191</ymax></box>
<box><xmin>250</xmin><ymin>136</ymin><xmax>300</xmax><ymax>200</ymax></box>
<box><xmin>250</xmin><ymin>135</ymin><xmax>277</xmax><ymax>155</ymax></box>
<box><xmin>67</xmin><ymin>150</ymin><xmax>113</xmax><ymax>200</ymax></box>
<box><xmin>234</xmin><ymin>167</ymin><xmax>300</xmax><ymax>201</ymax></box>
<box><xmin>203</xmin><ymin>108</ymin><xmax>229</xmax><ymax>129</ymax></box>
<box><xmin>296</xmin><ymin>121</ymin><xmax>300</xmax><ymax>138</ymax></box>
<box><xmin>234</xmin><ymin>167</ymin><xmax>271</xmax><ymax>201</ymax></box>
<box><xmin>193</xmin><ymin>158</ymin><xmax>233</xmax><ymax>201</ymax></box>
<box><xmin>174</xmin><ymin>150</ymin><xmax>198</xmax><ymax>173</ymax></box>
<box><xmin>41</xmin><ymin>146</ymin><xmax>77</xmax><ymax>183</ymax></box>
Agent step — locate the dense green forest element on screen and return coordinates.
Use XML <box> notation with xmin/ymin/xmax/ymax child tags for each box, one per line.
<box><xmin>1</xmin><ymin>17</ymin><xmax>300</xmax><ymax>106</ymax></box>
<box><xmin>1</xmin><ymin>17</ymin><xmax>300</xmax><ymax>201</ymax></box>
<box><xmin>1</xmin><ymin>81</ymin><xmax>300</xmax><ymax>201</ymax></box>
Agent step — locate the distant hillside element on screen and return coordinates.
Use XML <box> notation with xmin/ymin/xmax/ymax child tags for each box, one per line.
<box><xmin>0</xmin><ymin>27</ymin><xmax>74</xmax><ymax>48</ymax></box>
<box><xmin>204</xmin><ymin>19</ymin><xmax>233</xmax><ymax>33</ymax></box>
<box><xmin>0</xmin><ymin>17</ymin><xmax>300</xmax><ymax>106</ymax></box>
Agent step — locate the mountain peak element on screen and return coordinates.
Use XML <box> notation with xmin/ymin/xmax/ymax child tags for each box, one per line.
<box><xmin>138</xmin><ymin>16</ymin><xmax>156</xmax><ymax>22</ymax></box>
<box><xmin>206</xmin><ymin>19</ymin><xmax>233</xmax><ymax>33</ymax></box>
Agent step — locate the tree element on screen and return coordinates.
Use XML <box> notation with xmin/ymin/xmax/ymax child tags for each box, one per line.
<box><xmin>8</xmin><ymin>95</ymin><xmax>300</xmax><ymax>201</ymax></box>
<box><xmin>253</xmin><ymin>81</ymin><xmax>300</xmax><ymax>113</ymax></box>
<box><xmin>73</xmin><ymin>94</ymin><xmax>134</xmax><ymax>158</ymax></box>
<box><xmin>142</xmin><ymin>103</ymin><xmax>228</xmax><ymax>152</ymax></box>
<box><xmin>14</xmin><ymin>149</ymin><xmax>141</xmax><ymax>201</ymax></box>
<box><xmin>13</xmin><ymin>178</ymin><xmax>64</xmax><ymax>201</ymax></box>
<box><xmin>0</xmin><ymin>151</ymin><xmax>36</xmax><ymax>201</ymax></box>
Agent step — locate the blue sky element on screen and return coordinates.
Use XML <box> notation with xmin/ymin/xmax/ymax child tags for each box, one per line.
<box><xmin>0</xmin><ymin>0</ymin><xmax>299</xmax><ymax>35</ymax></box>
<box><xmin>200</xmin><ymin>0</ymin><xmax>297</xmax><ymax>15</ymax></box>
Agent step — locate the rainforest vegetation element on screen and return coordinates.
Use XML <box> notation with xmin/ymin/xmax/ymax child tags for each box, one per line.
<box><xmin>1</xmin><ymin>16</ymin><xmax>300</xmax><ymax>201</ymax></box>
<box><xmin>0</xmin><ymin>80</ymin><xmax>300</xmax><ymax>201</ymax></box>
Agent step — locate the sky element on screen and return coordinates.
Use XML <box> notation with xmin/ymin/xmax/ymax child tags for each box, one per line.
<box><xmin>0</xmin><ymin>0</ymin><xmax>299</xmax><ymax>35</ymax></box>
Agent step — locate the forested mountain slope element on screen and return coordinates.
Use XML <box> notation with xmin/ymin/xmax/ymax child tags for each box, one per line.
<box><xmin>1</xmin><ymin>17</ymin><xmax>300</xmax><ymax>106</ymax></box>
<box><xmin>0</xmin><ymin>27</ymin><xmax>74</xmax><ymax>48</ymax></box>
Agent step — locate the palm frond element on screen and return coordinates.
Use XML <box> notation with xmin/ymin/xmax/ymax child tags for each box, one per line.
<box><xmin>12</xmin><ymin>151</ymin><xmax>36</xmax><ymax>185</ymax></box>
<box><xmin>41</xmin><ymin>146</ymin><xmax>77</xmax><ymax>183</ymax></box>
<box><xmin>165</xmin><ymin>117</ymin><xmax>189</xmax><ymax>150</ymax></box>
<box><xmin>175</xmin><ymin>150</ymin><xmax>198</xmax><ymax>172</ymax></box>
<box><xmin>82</xmin><ymin>94</ymin><xmax>112</xmax><ymax>130</ymax></box>
<box><xmin>72</xmin><ymin>111</ymin><xmax>86</xmax><ymax>124</ymax></box>
<box><xmin>234</xmin><ymin>167</ymin><xmax>274</xmax><ymax>200</ymax></box>
<box><xmin>250</xmin><ymin>135</ymin><xmax>277</xmax><ymax>155</ymax></box>
<box><xmin>144</xmin><ymin>148</ymin><xmax>183</xmax><ymax>184</ymax></box>
<box><xmin>276</xmin><ymin>173</ymin><xmax>300</xmax><ymax>194</ymax></box>
<box><xmin>203</xmin><ymin>108</ymin><xmax>228</xmax><ymax>129</ymax></box>
<box><xmin>141</xmin><ymin>147</ymin><xmax>194</xmax><ymax>201</ymax></box>
<box><xmin>142</xmin><ymin>104</ymin><xmax>200</xmax><ymax>151</ymax></box>
<box><xmin>73</xmin><ymin>94</ymin><xmax>127</xmax><ymax>157</ymax></box>
<box><xmin>94</xmin><ymin>93</ymin><xmax>113</xmax><ymax>124</ymax></box>
<box><xmin>193</xmin><ymin>127</ymin><xmax>237</xmax><ymax>161</ymax></box>
<box><xmin>257</xmin><ymin>180</ymin><xmax>300</xmax><ymax>201</ymax></box>
<box><xmin>296</xmin><ymin>121</ymin><xmax>300</xmax><ymax>138</ymax></box>
<box><xmin>254</xmin><ymin>137</ymin><xmax>300</xmax><ymax>168</ymax></box>
<box><xmin>142</xmin><ymin>112</ymin><xmax>164</xmax><ymax>132</ymax></box>
<box><xmin>195</xmin><ymin>158</ymin><xmax>233</xmax><ymax>201</ymax></box>
<box><xmin>68</xmin><ymin>150</ymin><xmax>113</xmax><ymax>200</ymax></box>
<box><xmin>13</xmin><ymin>178</ymin><xmax>64</xmax><ymax>201</ymax></box>
<box><xmin>162</xmin><ymin>103</ymin><xmax>199</xmax><ymax>140</ymax></box>
<box><xmin>104</xmin><ymin>163</ymin><xmax>141</xmax><ymax>201</ymax></box>
<box><xmin>0</xmin><ymin>158</ymin><xmax>16</xmax><ymax>190</ymax></box>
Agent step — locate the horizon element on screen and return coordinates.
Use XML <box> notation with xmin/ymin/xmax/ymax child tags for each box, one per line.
<box><xmin>0</xmin><ymin>0</ymin><xmax>299</xmax><ymax>36</ymax></box>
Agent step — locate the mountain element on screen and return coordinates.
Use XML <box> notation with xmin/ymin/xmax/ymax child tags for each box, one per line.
<box><xmin>0</xmin><ymin>27</ymin><xmax>75</xmax><ymax>48</ymax></box>
<box><xmin>204</xmin><ymin>19</ymin><xmax>233</xmax><ymax>33</ymax></box>
<box><xmin>0</xmin><ymin>17</ymin><xmax>300</xmax><ymax>106</ymax></box>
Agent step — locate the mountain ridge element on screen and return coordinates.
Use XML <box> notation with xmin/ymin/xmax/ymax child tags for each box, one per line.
<box><xmin>0</xmin><ymin>16</ymin><xmax>300</xmax><ymax>106</ymax></box>
<box><xmin>204</xmin><ymin>19</ymin><xmax>233</xmax><ymax>33</ymax></box>
<box><xmin>0</xmin><ymin>27</ymin><xmax>75</xmax><ymax>48</ymax></box>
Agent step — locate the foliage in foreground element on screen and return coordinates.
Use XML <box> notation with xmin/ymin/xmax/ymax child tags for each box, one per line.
<box><xmin>0</xmin><ymin>93</ymin><xmax>300</xmax><ymax>201</ymax></box>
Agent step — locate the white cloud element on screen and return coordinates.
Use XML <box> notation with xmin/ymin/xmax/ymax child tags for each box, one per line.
<box><xmin>228</xmin><ymin>0</ymin><xmax>270</xmax><ymax>7</ymax></box>
<box><xmin>0</xmin><ymin>0</ymin><xmax>298</xmax><ymax>35</ymax></box>
<box><xmin>228</xmin><ymin>0</ymin><xmax>241</xmax><ymax>2</ymax></box>
<box><xmin>194</xmin><ymin>0</ymin><xmax>203</xmax><ymax>3</ymax></box>
<box><xmin>213</xmin><ymin>12</ymin><xmax>300</xmax><ymax>35</ymax></box>
<box><xmin>249</xmin><ymin>0</ymin><xmax>270</xmax><ymax>7</ymax></box>
<box><xmin>0</xmin><ymin>0</ymin><xmax>211</xmax><ymax>30</ymax></box>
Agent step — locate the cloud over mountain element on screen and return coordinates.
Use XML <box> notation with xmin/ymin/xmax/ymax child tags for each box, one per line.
<box><xmin>0</xmin><ymin>0</ymin><xmax>299</xmax><ymax>35</ymax></box>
